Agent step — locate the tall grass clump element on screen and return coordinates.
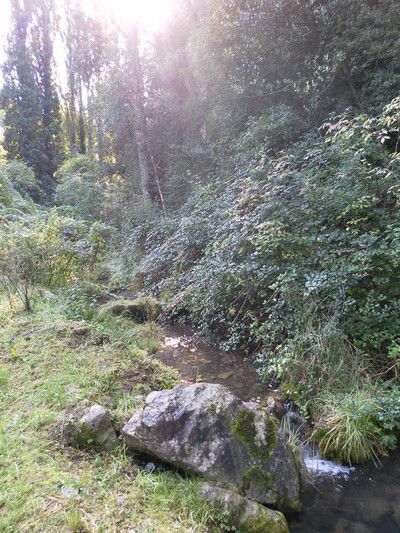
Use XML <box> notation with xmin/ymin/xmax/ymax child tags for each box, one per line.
<box><xmin>313</xmin><ymin>387</ymin><xmax>400</xmax><ymax>464</ymax></box>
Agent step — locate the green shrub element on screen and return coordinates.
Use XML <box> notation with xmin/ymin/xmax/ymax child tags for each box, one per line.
<box><xmin>0</xmin><ymin>167</ymin><xmax>36</xmax><ymax>215</ymax></box>
<box><xmin>0</xmin><ymin>161</ymin><xmax>39</xmax><ymax>199</ymax></box>
<box><xmin>233</xmin><ymin>105</ymin><xmax>307</xmax><ymax>166</ymax></box>
<box><xmin>55</xmin><ymin>155</ymin><xmax>103</xmax><ymax>220</ymax></box>
<box><xmin>99</xmin><ymin>297</ymin><xmax>161</xmax><ymax>323</ymax></box>
<box><xmin>0</xmin><ymin>212</ymin><xmax>105</xmax><ymax>311</ymax></box>
<box><xmin>60</xmin><ymin>282</ymin><xmax>99</xmax><ymax>321</ymax></box>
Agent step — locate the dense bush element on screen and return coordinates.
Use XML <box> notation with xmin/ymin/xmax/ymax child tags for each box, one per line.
<box><xmin>0</xmin><ymin>212</ymin><xmax>105</xmax><ymax>311</ymax></box>
<box><xmin>0</xmin><ymin>168</ymin><xmax>36</xmax><ymax>216</ymax></box>
<box><xmin>127</xmin><ymin>97</ymin><xmax>400</xmax><ymax>449</ymax></box>
<box><xmin>55</xmin><ymin>155</ymin><xmax>104</xmax><ymax>220</ymax></box>
<box><xmin>0</xmin><ymin>161</ymin><xmax>39</xmax><ymax>199</ymax></box>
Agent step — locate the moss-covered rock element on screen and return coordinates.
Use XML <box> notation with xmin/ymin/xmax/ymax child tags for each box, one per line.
<box><xmin>123</xmin><ymin>383</ymin><xmax>301</xmax><ymax>509</ymax></box>
<box><xmin>66</xmin><ymin>404</ymin><xmax>118</xmax><ymax>451</ymax></box>
<box><xmin>200</xmin><ymin>483</ymin><xmax>289</xmax><ymax>533</ymax></box>
<box><xmin>233</xmin><ymin>408</ymin><xmax>278</xmax><ymax>461</ymax></box>
<box><xmin>99</xmin><ymin>297</ymin><xmax>161</xmax><ymax>322</ymax></box>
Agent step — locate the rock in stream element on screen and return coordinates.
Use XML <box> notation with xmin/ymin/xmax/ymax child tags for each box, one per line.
<box><xmin>201</xmin><ymin>483</ymin><xmax>289</xmax><ymax>532</ymax></box>
<box><xmin>122</xmin><ymin>382</ymin><xmax>301</xmax><ymax>510</ymax></box>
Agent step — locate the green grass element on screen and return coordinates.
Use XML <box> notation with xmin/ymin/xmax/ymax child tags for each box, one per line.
<box><xmin>0</xmin><ymin>296</ymin><xmax>219</xmax><ymax>532</ymax></box>
<box><xmin>312</xmin><ymin>389</ymin><xmax>391</xmax><ymax>465</ymax></box>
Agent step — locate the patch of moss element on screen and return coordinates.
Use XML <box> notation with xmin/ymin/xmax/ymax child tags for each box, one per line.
<box><xmin>99</xmin><ymin>297</ymin><xmax>161</xmax><ymax>323</ymax></box>
<box><xmin>245</xmin><ymin>509</ymin><xmax>288</xmax><ymax>533</ymax></box>
<box><xmin>66</xmin><ymin>420</ymin><xmax>101</xmax><ymax>450</ymax></box>
<box><xmin>286</xmin><ymin>498</ymin><xmax>301</xmax><ymax>512</ymax></box>
<box><xmin>240</xmin><ymin>466</ymin><xmax>274</xmax><ymax>495</ymax></box>
<box><xmin>209</xmin><ymin>402</ymin><xmax>216</xmax><ymax>415</ymax></box>
<box><xmin>232</xmin><ymin>409</ymin><xmax>278</xmax><ymax>461</ymax></box>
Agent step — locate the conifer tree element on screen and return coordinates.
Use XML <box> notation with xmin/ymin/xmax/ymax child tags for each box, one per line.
<box><xmin>1</xmin><ymin>0</ymin><xmax>43</xmax><ymax>190</ymax></box>
<box><xmin>31</xmin><ymin>0</ymin><xmax>62</xmax><ymax>195</ymax></box>
<box><xmin>1</xmin><ymin>0</ymin><xmax>61</xmax><ymax>200</ymax></box>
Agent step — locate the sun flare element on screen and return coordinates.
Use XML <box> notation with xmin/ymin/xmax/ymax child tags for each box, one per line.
<box><xmin>85</xmin><ymin>0</ymin><xmax>177</xmax><ymax>33</ymax></box>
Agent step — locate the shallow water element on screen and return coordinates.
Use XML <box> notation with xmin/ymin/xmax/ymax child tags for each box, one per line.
<box><xmin>157</xmin><ymin>323</ymin><xmax>272</xmax><ymax>402</ymax></box>
<box><xmin>157</xmin><ymin>324</ymin><xmax>400</xmax><ymax>532</ymax></box>
<box><xmin>291</xmin><ymin>456</ymin><xmax>400</xmax><ymax>532</ymax></box>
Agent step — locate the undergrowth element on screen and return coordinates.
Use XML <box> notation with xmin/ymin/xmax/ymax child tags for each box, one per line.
<box><xmin>0</xmin><ymin>295</ymin><xmax>220</xmax><ymax>532</ymax></box>
<box><xmin>126</xmin><ymin>97</ymin><xmax>400</xmax><ymax>464</ymax></box>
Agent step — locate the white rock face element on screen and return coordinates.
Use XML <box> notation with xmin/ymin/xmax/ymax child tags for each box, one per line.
<box><xmin>123</xmin><ymin>383</ymin><xmax>301</xmax><ymax>510</ymax></box>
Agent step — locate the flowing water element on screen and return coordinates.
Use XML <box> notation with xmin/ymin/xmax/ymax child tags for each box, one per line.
<box><xmin>291</xmin><ymin>456</ymin><xmax>400</xmax><ymax>532</ymax></box>
<box><xmin>157</xmin><ymin>323</ymin><xmax>400</xmax><ymax>532</ymax></box>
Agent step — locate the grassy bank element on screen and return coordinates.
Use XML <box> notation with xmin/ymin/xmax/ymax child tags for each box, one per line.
<box><xmin>0</xmin><ymin>295</ymin><xmax>216</xmax><ymax>532</ymax></box>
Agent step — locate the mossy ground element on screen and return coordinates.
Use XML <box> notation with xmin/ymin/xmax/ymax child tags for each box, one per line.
<box><xmin>0</xmin><ymin>295</ymin><xmax>219</xmax><ymax>532</ymax></box>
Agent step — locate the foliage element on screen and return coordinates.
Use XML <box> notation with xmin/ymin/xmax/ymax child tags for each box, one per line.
<box><xmin>55</xmin><ymin>155</ymin><xmax>103</xmax><ymax>220</ymax></box>
<box><xmin>129</xmin><ymin>98</ymin><xmax>400</xmax><ymax>436</ymax></box>
<box><xmin>0</xmin><ymin>169</ymin><xmax>36</xmax><ymax>216</ymax></box>
<box><xmin>1</xmin><ymin>0</ymin><xmax>61</xmax><ymax>199</ymax></box>
<box><xmin>0</xmin><ymin>160</ymin><xmax>39</xmax><ymax>198</ymax></box>
<box><xmin>0</xmin><ymin>212</ymin><xmax>105</xmax><ymax>311</ymax></box>
<box><xmin>1</xmin><ymin>0</ymin><xmax>400</xmax><ymax>471</ymax></box>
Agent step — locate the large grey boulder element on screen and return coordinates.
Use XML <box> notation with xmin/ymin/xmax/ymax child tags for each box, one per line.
<box><xmin>200</xmin><ymin>483</ymin><xmax>289</xmax><ymax>533</ymax></box>
<box><xmin>122</xmin><ymin>383</ymin><xmax>301</xmax><ymax>510</ymax></box>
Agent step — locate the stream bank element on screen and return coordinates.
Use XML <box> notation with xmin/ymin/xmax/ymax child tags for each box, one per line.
<box><xmin>156</xmin><ymin>323</ymin><xmax>400</xmax><ymax>533</ymax></box>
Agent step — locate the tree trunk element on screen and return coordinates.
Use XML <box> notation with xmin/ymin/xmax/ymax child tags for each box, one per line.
<box><xmin>77</xmin><ymin>80</ymin><xmax>86</xmax><ymax>154</ymax></box>
<box><xmin>129</xmin><ymin>25</ymin><xmax>151</xmax><ymax>200</ymax></box>
<box><xmin>86</xmin><ymin>84</ymin><xmax>94</xmax><ymax>158</ymax></box>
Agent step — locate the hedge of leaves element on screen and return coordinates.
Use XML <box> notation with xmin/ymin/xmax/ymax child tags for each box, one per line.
<box><xmin>128</xmin><ymin>98</ymin><xmax>400</xmax><ymax>406</ymax></box>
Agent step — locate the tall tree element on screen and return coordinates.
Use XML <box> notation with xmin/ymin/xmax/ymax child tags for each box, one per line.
<box><xmin>63</xmin><ymin>1</ymin><xmax>86</xmax><ymax>155</ymax></box>
<box><xmin>62</xmin><ymin>1</ymin><xmax>108</xmax><ymax>157</ymax></box>
<box><xmin>1</xmin><ymin>0</ymin><xmax>61</xmax><ymax>199</ymax></box>
<box><xmin>1</xmin><ymin>0</ymin><xmax>43</xmax><ymax>190</ymax></box>
<box><xmin>31</xmin><ymin>0</ymin><xmax>62</xmax><ymax>194</ymax></box>
<box><xmin>127</xmin><ymin>25</ymin><xmax>152</xmax><ymax>200</ymax></box>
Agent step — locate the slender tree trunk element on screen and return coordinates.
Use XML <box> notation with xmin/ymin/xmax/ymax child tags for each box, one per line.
<box><xmin>150</xmin><ymin>149</ymin><xmax>166</xmax><ymax>214</ymax></box>
<box><xmin>86</xmin><ymin>84</ymin><xmax>94</xmax><ymax>157</ymax></box>
<box><xmin>78</xmin><ymin>80</ymin><xmax>86</xmax><ymax>154</ymax></box>
<box><xmin>96</xmin><ymin>108</ymin><xmax>104</xmax><ymax>162</ymax></box>
<box><xmin>67</xmin><ymin>70</ymin><xmax>77</xmax><ymax>153</ymax></box>
<box><xmin>129</xmin><ymin>25</ymin><xmax>151</xmax><ymax>200</ymax></box>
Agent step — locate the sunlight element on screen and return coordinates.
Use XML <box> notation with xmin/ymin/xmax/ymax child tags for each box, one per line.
<box><xmin>86</xmin><ymin>0</ymin><xmax>177</xmax><ymax>33</ymax></box>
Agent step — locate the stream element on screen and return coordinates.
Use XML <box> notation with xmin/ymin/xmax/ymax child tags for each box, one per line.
<box><xmin>157</xmin><ymin>324</ymin><xmax>400</xmax><ymax>533</ymax></box>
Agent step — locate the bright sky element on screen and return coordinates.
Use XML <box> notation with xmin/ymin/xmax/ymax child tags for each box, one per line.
<box><xmin>83</xmin><ymin>0</ymin><xmax>178</xmax><ymax>33</ymax></box>
<box><xmin>0</xmin><ymin>0</ymin><xmax>177</xmax><ymax>86</ymax></box>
